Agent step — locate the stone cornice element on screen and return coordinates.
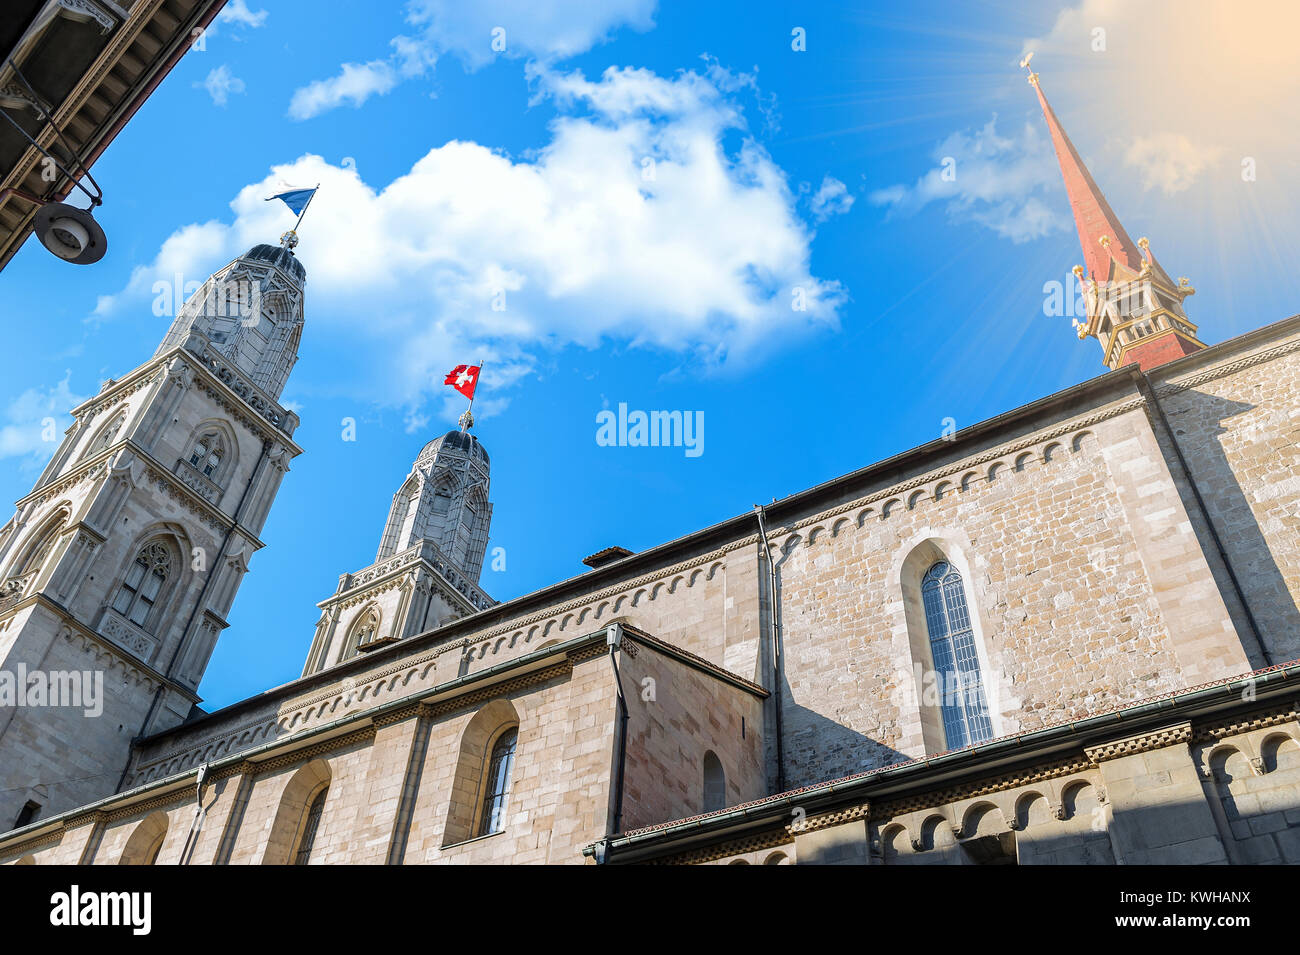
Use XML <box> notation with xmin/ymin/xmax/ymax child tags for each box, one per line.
<box><xmin>0</xmin><ymin>596</ymin><xmax>200</xmax><ymax>702</ymax></box>
<box><xmin>74</xmin><ymin>366</ymin><xmax>165</xmax><ymax>423</ymax></box>
<box><xmin>251</xmin><ymin>726</ymin><xmax>376</xmax><ymax>774</ymax></box>
<box><xmin>1155</xmin><ymin>324</ymin><xmax>1300</xmax><ymax>398</ymax></box>
<box><xmin>1084</xmin><ymin>722</ymin><xmax>1193</xmax><ymax>763</ymax></box>
<box><xmin>873</xmin><ymin>754</ymin><xmax>1096</xmax><ymax>820</ymax></box>
<box><xmin>17</xmin><ymin>457</ymin><xmax>108</xmax><ymax>512</ymax></box>
<box><xmin>128</xmin><ymin>633</ymin><xmax>605</xmax><ymax>785</ymax></box>
<box><xmin>322</xmin><ymin>548</ymin><xmax>479</xmax><ymax>616</ymax></box>
<box><xmin>1191</xmin><ymin>697</ymin><xmax>1300</xmax><ymax>745</ymax></box>
<box><xmin>757</xmin><ymin>395</ymin><xmax>1146</xmax><ymax>547</ymax></box>
<box><xmin>646</xmin><ymin>828</ymin><xmax>795</xmax><ymax>866</ymax></box>
<box><xmin>423</xmin><ymin>661</ymin><xmax>572</xmax><ymax>718</ymax></box>
<box><xmin>67</xmin><ymin>344</ymin><xmax>302</xmax><ymax>452</ymax></box>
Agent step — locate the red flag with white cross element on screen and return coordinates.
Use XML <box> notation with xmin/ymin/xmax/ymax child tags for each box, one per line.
<box><xmin>444</xmin><ymin>364</ymin><xmax>481</xmax><ymax>400</ymax></box>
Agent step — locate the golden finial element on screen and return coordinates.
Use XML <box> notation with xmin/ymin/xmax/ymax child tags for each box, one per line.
<box><xmin>1020</xmin><ymin>51</ymin><xmax>1039</xmax><ymax>86</ymax></box>
<box><xmin>1098</xmin><ymin>234</ymin><xmax>1112</xmax><ymax>249</ymax></box>
<box><xmin>1071</xmin><ymin>264</ymin><xmax>1085</xmax><ymax>281</ymax></box>
<box><xmin>1135</xmin><ymin>237</ymin><xmax>1152</xmax><ymax>275</ymax></box>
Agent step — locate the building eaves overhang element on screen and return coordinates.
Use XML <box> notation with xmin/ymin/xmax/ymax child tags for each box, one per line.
<box><xmin>585</xmin><ymin>657</ymin><xmax>1300</xmax><ymax>863</ymax></box>
<box><xmin>0</xmin><ymin>621</ymin><xmax>764</xmax><ymax>855</ymax></box>
<box><xmin>134</xmin><ymin>621</ymin><xmax>763</xmax><ymax>751</ymax></box>
<box><xmin>0</xmin><ymin>0</ymin><xmax>229</xmax><ymax>271</ymax></box>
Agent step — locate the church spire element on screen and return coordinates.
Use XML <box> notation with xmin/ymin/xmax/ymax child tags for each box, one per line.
<box><xmin>1023</xmin><ymin>54</ymin><xmax>1206</xmax><ymax>371</ymax></box>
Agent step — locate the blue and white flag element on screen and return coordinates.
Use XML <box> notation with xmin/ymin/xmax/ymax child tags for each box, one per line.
<box><xmin>266</xmin><ymin>187</ymin><xmax>317</xmax><ymax>216</ymax></box>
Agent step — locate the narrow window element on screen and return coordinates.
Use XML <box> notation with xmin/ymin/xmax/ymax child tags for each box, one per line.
<box><xmin>477</xmin><ymin>728</ymin><xmax>517</xmax><ymax>836</ymax></box>
<box><xmin>703</xmin><ymin>751</ymin><xmax>726</xmax><ymax>813</ymax></box>
<box><xmin>921</xmin><ymin>561</ymin><xmax>993</xmax><ymax>749</ymax></box>
<box><xmin>13</xmin><ymin>801</ymin><xmax>40</xmax><ymax>829</ymax></box>
<box><xmin>294</xmin><ymin>787</ymin><xmax>328</xmax><ymax>865</ymax></box>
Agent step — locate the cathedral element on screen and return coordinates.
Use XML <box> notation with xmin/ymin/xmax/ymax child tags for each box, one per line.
<box><xmin>1</xmin><ymin>70</ymin><xmax>1298</xmax><ymax>866</ymax></box>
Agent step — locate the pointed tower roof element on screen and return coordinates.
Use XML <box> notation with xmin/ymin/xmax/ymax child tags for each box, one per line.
<box><xmin>1023</xmin><ymin>54</ymin><xmax>1206</xmax><ymax>372</ymax></box>
<box><xmin>1029</xmin><ymin>72</ymin><xmax>1144</xmax><ymax>283</ymax></box>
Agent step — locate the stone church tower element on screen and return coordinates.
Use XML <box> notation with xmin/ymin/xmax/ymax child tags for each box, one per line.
<box><xmin>0</xmin><ymin>241</ymin><xmax>306</xmax><ymax>826</ymax></box>
<box><xmin>1029</xmin><ymin>66</ymin><xmax>1207</xmax><ymax>370</ymax></box>
<box><xmin>302</xmin><ymin>427</ymin><xmax>494</xmax><ymax>675</ymax></box>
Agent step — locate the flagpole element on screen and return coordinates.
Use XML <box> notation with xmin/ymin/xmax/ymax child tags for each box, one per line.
<box><xmin>459</xmin><ymin>359</ymin><xmax>483</xmax><ymax>432</ymax></box>
<box><xmin>292</xmin><ymin>182</ymin><xmax>321</xmax><ymax>233</ymax></box>
<box><xmin>450</xmin><ymin>360</ymin><xmax>484</xmax><ymax>576</ymax></box>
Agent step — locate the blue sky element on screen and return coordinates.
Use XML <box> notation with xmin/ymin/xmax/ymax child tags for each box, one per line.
<box><xmin>3</xmin><ymin>0</ymin><xmax>1298</xmax><ymax>710</ymax></box>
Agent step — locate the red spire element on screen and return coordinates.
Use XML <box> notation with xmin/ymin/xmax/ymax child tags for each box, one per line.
<box><xmin>1031</xmin><ymin>76</ymin><xmax>1144</xmax><ymax>283</ymax></box>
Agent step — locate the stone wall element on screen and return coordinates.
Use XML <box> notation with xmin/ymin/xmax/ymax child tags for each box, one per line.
<box><xmin>1154</xmin><ymin>322</ymin><xmax>1300</xmax><ymax>664</ymax></box>
<box><xmin>618</xmin><ymin>637</ymin><xmax>766</xmax><ymax>830</ymax></box>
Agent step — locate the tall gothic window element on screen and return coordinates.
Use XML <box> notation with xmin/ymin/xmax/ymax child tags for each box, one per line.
<box><xmin>5</xmin><ymin>517</ymin><xmax>64</xmax><ymax>594</ymax></box>
<box><xmin>477</xmin><ymin>728</ymin><xmax>517</xmax><ymax>837</ymax></box>
<box><xmin>112</xmin><ymin>543</ymin><xmax>172</xmax><ymax>629</ymax></box>
<box><xmin>87</xmin><ymin>411</ymin><xmax>126</xmax><ymax>457</ymax></box>
<box><xmin>188</xmin><ymin>433</ymin><xmax>224</xmax><ymax>478</ymax></box>
<box><xmin>294</xmin><ymin>786</ymin><xmax>328</xmax><ymax>865</ymax></box>
<box><xmin>921</xmin><ymin>561</ymin><xmax>993</xmax><ymax>749</ymax></box>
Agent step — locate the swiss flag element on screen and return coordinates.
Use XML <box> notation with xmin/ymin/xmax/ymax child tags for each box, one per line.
<box><xmin>444</xmin><ymin>364</ymin><xmax>480</xmax><ymax>400</ymax></box>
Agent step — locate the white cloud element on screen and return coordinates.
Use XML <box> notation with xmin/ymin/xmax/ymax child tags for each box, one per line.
<box><xmin>91</xmin><ymin>220</ymin><xmax>230</xmax><ymax>322</ymax></box>
<box><xmin>1124</xmin><ymin>133</ymin><xmax>1221</xmax><ymax>196</ymax></box>
<box><xmin>288</xmin><ymin>61</ymin><xmax>399</xmax><ymax>120</ymax></box>
<box><xmin>809</xmin><ymin>176</ymin><xmax>854</xmax><ymax>223</ymax></box>
<box><xmin>0</xmin><ymin>372</ymin><xmax>88</xmax><ymax>466</ymax></box>
<box><xmin>404</xmin><ymin>0</ymin><xmax>656</xmax><ymax>68</ymax></box>
<box><xmin>870</xmin><ymin>115</ymin><xmax>1067</xmax><ymax>243</ymax></box>
<box><xmin>217</xmin><ymin>0</ymin><xmax>268</xmax><ymax>29</ymax></box>
<box><xmin>290</xmin><ymin>0</ymin><xmax>657</xmax><ymax>119</ymax></box>
<box><xmin>99</xmin><ymin>65</ymin><xmax>844</xmax><ymax>424</ymax></box>
<box><xmin>196</xmin><ymin>65</ymin><xmax>246</xmax><ymax>107</ymax></box>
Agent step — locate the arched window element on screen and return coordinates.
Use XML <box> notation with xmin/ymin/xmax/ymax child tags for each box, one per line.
<box><xmin>119</xmin><ymin>810</ymin><xmax>168</xmax><ymax>865</ymax></box>
<box><xmin>86</xmin><ymin>411</ymin><xmax>126</xmax><ymax>457</ymax></box>
<box><xmin>294</xmin><ymin>786</ymin><xmax>329</xmax><ymax>865</ymax></box>
<box><xmin>261</xmin><ymin>759</ymin><xmax>331</xmax><ymax>865</ymax></box>
<box><xmin>341</xmin><ymin>606</ymin><xmax>380</xmax><ymax>661</ymax></box>
<box><xmin>187</xmin><ymin>432</ymin><xmax>224</xmax><ymax>479</ymax></box>
<box><xmin>4</xmin><ymin>515</ymin><xmax>65</xmax><ymax>596</ymax></box>
<box><xmin>443</xmin><ymin>701</ymin><xmax>520</xmax><ymax>846</ymax></box>
<box><xmin>922</xmin><ymin>561</ymin><xmax>993</xmax><ymax>749</ymax></box>
<box><xmin>13</xmin><ymin>800</ymin><xmax>41</xmax><ymax>829</ymax></box>
<box><xmin>477</xmin><ymin>728</ymin><xmax>517</xmax><ymax>837</ymax></box>
<box><xmin>703</xmin><ymin>750</ymin><xmax>726</xmax><ymax>813</ymax></box>
<box><xmin>112</xmin><ymin>542</ymin><xmax>172</xmax><ymax>629</ymax></box>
